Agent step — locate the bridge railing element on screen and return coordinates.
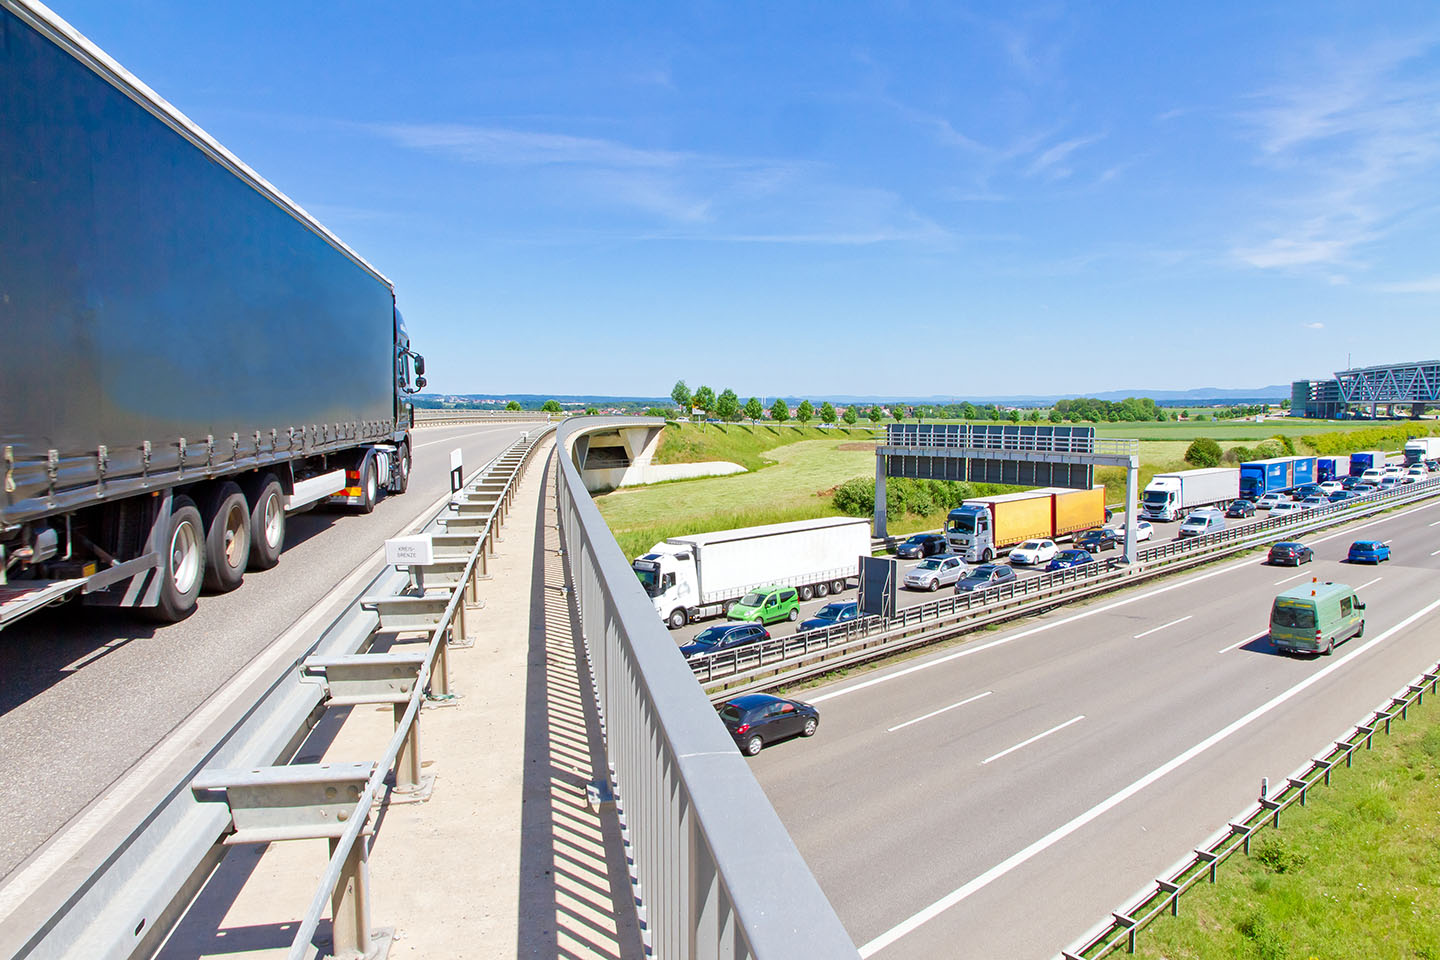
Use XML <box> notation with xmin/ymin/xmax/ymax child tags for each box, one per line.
<box><xmin>554</xmin><ymin>417</ymin><xmax>858</xmax><ymax>959</ymax></box>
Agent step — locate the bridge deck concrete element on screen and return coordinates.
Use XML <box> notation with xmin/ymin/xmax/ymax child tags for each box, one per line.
<box><xmin>156</xmin><ymin>441</ymin><xmax>643</xmax><ymax>960</ymax></box>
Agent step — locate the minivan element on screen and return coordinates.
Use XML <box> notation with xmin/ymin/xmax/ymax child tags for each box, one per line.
<box><xmin>1177</xmin><ymin>510</ymin><xmax>1225</xmax><ymax>538</ymax></box>
<box><xmin>1269</xmin><ymin>581</ymin><xmax>1365</xmax><ymax>656</ymax></box>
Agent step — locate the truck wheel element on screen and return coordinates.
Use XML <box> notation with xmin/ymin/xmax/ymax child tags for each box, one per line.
<box><xmin>815</xmin><ymin>582</ymin><xmax>830</xmax><ymax>598</ymax></box>
<box><xmin>357</xmin><ymin>455</ymin><xmax>379</xmax><ymax>514</ymax></box>
<box><xmin>148</xmin><ymin>496</ymin><xmax>205</xmax><ymax>622</ymax></box>
<box><xmin>248</xmin><ymin>474</ymin><xmax>285</xmax><ymax>570</ymax></box>
<box><xmin>201</xmin><ymin>482</ymin><xmax>250</xmax><ymax>592</ymax></box>
<box><xmin>391</xmin><ymin>443</ymin><xmax>411</xmax><ymax>495</ymax></box>
<box><xmin>798</xmin><ymin>584</ymin><xmax>813</xmax><ymax>601</ymax></box>
<box><xmin>721</xmin><ymin>600</ymin><xmax>734</xmax><ymax>616</ymax></box>
<box><xmin>831</xmin><ymin>578</ymin><xmax>846</xmax><ymax>594</ymax></box>
<box><xmin>667</xmin><ymin>608</ymin><xmax>687</xmax><ymax>630</ymax></box>
<box><xmin>982</xmin><ymin>549</ymin><xmax>994</xmax><ymax>563</ymax></box>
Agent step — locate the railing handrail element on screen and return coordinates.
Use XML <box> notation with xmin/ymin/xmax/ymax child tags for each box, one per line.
<box><xmin>554</xmin><ymin>416</ymin><xmax>858</xmax><ymax>959</ymax></box>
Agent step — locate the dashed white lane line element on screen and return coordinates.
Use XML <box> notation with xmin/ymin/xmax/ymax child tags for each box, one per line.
<box><xmin>888</xmin><ymin>691</ymin><xmax>992</xmax><ymax>733</ymax></box>
<box><xmin>1133</xmin><ymin>615</ymin><xmax>1191</xmax><ymax>639</ymax></box>
<box><xmin>856</xmin><ymin>592</ymin><xmax>1440</xmax><ymax>958</ymax></box>
<box><xmin>1356</xmin><ymin>576</ymin><xmax>1384</xmax><ymax>590</ymax></box>
<box><xmin>1218</xmin><ymin>631</ymin><xmax>1267</xmax><ymax>655</ymax></box>
<box><xmin>1273</xmin><ymin>572</ymin><xmax>1307</xmax><ymax>585</ymax></box>
<box><xmin>981</xmin><ymin>715</ymin><xmax>1085</xmax><ymax>766</ymax></box>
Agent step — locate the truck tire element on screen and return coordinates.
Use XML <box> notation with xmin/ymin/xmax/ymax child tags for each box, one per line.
<box><xmin>357</xmin><ymin>454</ymin><xmax>379</xmax><ymax>514</ymax></box>
<box><xmin>982</xmin><ymin>548</ymin><xmax>994</xmax><ymax>563</ymax></box>
<box><xmin>201</xmin><ymin>482</ymin><xmax>250</xmax><ymax>592</ymax></box>
<box><xmin>667</xmin><ymin>608</ymin><xmax>687</xmax><ymax>630</ymax></box>
<box><xmin>248</xmin><ymin>474</ymin><xmax>285</xmax><ymax>570</ymax></box>
<box><xmin>391</xmin><ymin>443</ymin><xmax>411</xmax><ymax>495</ymax></box>
<box><xmin>147</xmin><ymin>496</ymin><xmax>205</xmax><ymax>622</ymax></box>
<box><xmin>831</xmin><ymin>578</ymin><xmax>846</xmax><ymax>594</ymax></box>
<box><xmin>815</xmin><ymin>582</ymin><xmax>829</xmax><ymax>598</ymax></box>
<box><xmin>798</xmin><ymin>584</ymin><xmax>813</xmax><ymax>601</ymax></box>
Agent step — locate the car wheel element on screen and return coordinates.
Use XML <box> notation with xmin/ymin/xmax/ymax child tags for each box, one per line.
<box><xmin>802</xmin><ymin>717</ymin><xmax>818</xmax><ymax>737</ymax></box>
<box><xmin>1323</xmin><ymin>639</ymin><xmax>1334</xmax><ymax>656</ymax></box>
<box><xmin>743</xmin><ymin>735</ymin><xmax>763</xmax><ymax>756</ymax></box>
<box><xmin>667</xmin><ymin>608</ymin><xmax>687</xmax><ymax>630</ymax></box>
<box><xmin>1355</xmin><ymin>621</ymin><xmax>1365</xmax><ymax>638</ymax></box>
<box><xmin>928</xmin><ymin>579</ymin><xmax>939</xmax><ymax>592</ymax></box>
<box><xmin>787</xmin><ymin>608</ymin><xmax>799</xmax><ymax>621</ymax></box>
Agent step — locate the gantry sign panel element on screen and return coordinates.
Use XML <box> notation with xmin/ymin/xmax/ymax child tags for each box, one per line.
<box><xmin>881</xmin><ymin>423</ymin><xmax>1096</xmax><ymax>489</ymax></box>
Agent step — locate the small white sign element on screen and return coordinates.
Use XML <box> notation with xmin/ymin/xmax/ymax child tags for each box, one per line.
<box><xmin>385</xmin><ymin>535</ymin><xmax>434</xmax><ymax>567</ymax></box>
<box><xmin>450</xmin><ymin>448</ymin><xmax>463</xmax><ymax>471</ymax></box>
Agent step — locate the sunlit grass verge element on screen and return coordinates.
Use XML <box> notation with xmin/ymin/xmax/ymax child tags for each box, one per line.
<box><xmin>1128</xmin><ymin>696</ymin><xmax>1440</xmax><ymax>960</ymax></box>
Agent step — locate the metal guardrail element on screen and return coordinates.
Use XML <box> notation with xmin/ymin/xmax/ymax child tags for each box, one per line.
<box><xmin>692</xmin><ymin>477</ymin><xmax>1440</xmax><ymax>693</ymax></box>
<box><xmin>554</xmin><ymin>417</ymin><xmax>858</xmax><ymax>959</ymax></box>
<box><xmin>1063</xmin><ymin>661</ymin><xmax>1440</xmax><ymax>959</ymax></box>
<box><xmin>413</xmin><ymin>409</ymin><xmax>554</xmax><ymax>426</ymax></box>
<box><xmin>0</xmin><ymin>427</ymin><xmax>550</xmax><ymax>960</ymax></box>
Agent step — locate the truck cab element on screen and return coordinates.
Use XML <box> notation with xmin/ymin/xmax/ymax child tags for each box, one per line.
<box><xmin>633</xmin><ymin>545</ymin><xmax>700</xmax><ymax>629</ymax></box>
<box><xmin>1141</xmin><ymin>477</ymin><xmax>1183</xmax><ymax>521</ymax></box>
<box><xmin>945</xmin><ymin>505</ymin><xmax>992</xmax><ymax>563</ymax></box>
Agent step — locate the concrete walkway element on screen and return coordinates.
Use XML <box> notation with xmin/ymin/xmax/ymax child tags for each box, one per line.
<box><xmin>157</xmin><ymin>441</ymin><xmax>643</xmax><ymax>959</ymax></box>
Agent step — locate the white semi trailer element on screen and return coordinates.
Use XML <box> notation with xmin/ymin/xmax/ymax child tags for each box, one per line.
<box><xmin>1139</xmin><ymin>468</ymin><xmax>1239</xmax><ymax>522</ymax></box>
<box><xmin>632</xmin><ymin>517</ymin><xmax>872</xmax><ymax>629</ymax></box>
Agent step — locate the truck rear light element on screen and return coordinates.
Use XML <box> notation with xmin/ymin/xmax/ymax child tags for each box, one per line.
<box><xmin>346</xmin><ymin>470</ymin><xmax>360</xmax><ymax>481</ymax></box>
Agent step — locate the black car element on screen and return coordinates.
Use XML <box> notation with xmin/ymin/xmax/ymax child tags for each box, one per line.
<box><xmin>954</xmin><ymin>563</ymin><xmax>1018</xmax><ymax>592</ymax></box>
<box><xmin>895</xmin><ymin>533</ymin><xmax>948</xmax><ymax>559</ymax></box>
<box><xmin>1267</xmin><ymin>541</ymin><xmax>1314</xmax><ymax>566</ymax></box>
<box><xmin>1291</xmin><ymin>484</ymin><xmax>1323</xmax><ymax>501</ymax></box>
<box><xmin>716</xmin><ymin>693</ymin><xmax>819</xmax><ymax>756</ymax></box>
<box><xmin>1226</xmin><ymin>499</ymin><xmax>1256</xmax><ymax>518</ymax></box>
<box><xmin>1076</xmin><ymin>528</ymin><xmax>1118</xmax><ymax>553</ymax></box>
<box><xmin>798</xmin><ymin>601</ymin><xmax>859</xmax><ymax>633</ymax></box>
<box><xmin>678</xmin><ymin>623</ymin><xmax>769</xmax><ymax>660</ymax></box>
<box><xmin>1341</xmin><ymin>476</ymin><xmax>1363</xmax><ymax>490</ymax></box>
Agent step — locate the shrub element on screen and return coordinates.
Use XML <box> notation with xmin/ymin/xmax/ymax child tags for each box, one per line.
<box><xmin>1185</xmin><ymin>437</ymin><xmax>1223</xmax><ymax>467</ymax></box>
<box><xmin>1253</xmin><ymin>835</ymin><xmax>1307</xmax><ymax>874</ymax></box>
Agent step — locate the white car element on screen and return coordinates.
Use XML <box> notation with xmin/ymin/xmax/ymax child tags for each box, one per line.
<box><xmin>1360</xmin><ymin>468</ymin><xmax>1385</xmax><ymax>484</ymax></box>
<box><xmin>1384</xmin><ymin>463</ymin><xmax>1404</xmax><ymax>477</ymax></box>
<box><xmin>1405</xmin><ymin>465</ymin><xmax>1427</xmax><ymax>482</ymax></box>
<box><xmin>903</xmin><ymin>554</ymin><xmax>966</xmax><ymax>591</ymax></box>
<box><xmin>1271</xmin><ymin>500</ymin><xmax>1306</xmax><ymax>517</ymax></box>
<box><xmin>1319</xmin><ymin>480</ymin><xmax>1345</xmax><ymax>495</ymax></box>
<box><xmin>1255</xmin><ymin>493</ymin><xmax>1287</xmax><ymax>510</ymax></box>
<box><xmin>1301</xmin><ymin>496</ymin><xmax>1327</xmax><ymax>509</ymax></box>
<box><xmin>1110</xmin><ymin>521</ymin><xmax>1153</xmax><ymax>542</ymax></box>
<box><xmin>1009</xmin><ymin>539</ymin><xmax>1058</xmax><ymax>566</ymax></box>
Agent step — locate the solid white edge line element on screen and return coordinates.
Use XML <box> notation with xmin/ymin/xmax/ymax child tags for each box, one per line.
<box><xmin>0</xmin><ymin>427</ymin><xmax>533</xmax><ymax>922</ymax></box>
<box><xmin>1133</xmin><ymin>615</ymin><xmax>1191</xmax><ymax>640</ymax></box>
<box><xmin>855</xmin><ymin>591</ymin><xmax>1440</xmax><ymax>959</ymax></box>
<box><xmin>1355</xmin><ymin>576</ymin><xmax>1384</xmax><ymax>590</ymax></box>
<box><xmin>1431</xmin><ymin>548</ymin><xmax>1440</xmax><ymax>557</ymax></box>
<box><xmin>1217</xmin><ymin>631</ymin><xmax>1267</xmax><ymax>655</ymax></box>
<box><xmin>810</xmin><ymin>497</ymin><xmax>1440</xmax><ymax>707</ymax></box>
<box><xmin>413</xmin><ymin>422</ymin><xmax>514</xmax><ymax>449</ymax></box>
<box><xmin>980</xmin><ymin>715</ymin><xmax>1085</xmax><ymax>765</ymax></box>
<box><xmin>887</xmin><ymin>691</ymin><xmax>993</xmax><ymax>733</ymax></box>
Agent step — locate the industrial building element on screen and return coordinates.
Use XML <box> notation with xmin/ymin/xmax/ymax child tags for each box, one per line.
<box><xmin>1292</xmin><ymin>360</ymin><xmax>1440</xmax><ymax>419</ymax></box>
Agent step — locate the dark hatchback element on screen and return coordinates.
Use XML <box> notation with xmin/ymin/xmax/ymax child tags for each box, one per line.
<box><xmin>1291</xmin><ymin>484</ymin><xmax>1324</xmax><ymax>501</ymax></box>
<box><xmin>1347</xmin><ymin>540</ymin><xmax>1391</xmax><ymax>564</ymax></box>
<box><xmin>1267</xmin><ymin>541</ymin><xmax>1313</xmax><ymax>566</ymax></box>
<box><xmin>678</xmin><ymin>623</ymin><xmax>769</xmax><ymax>660</ymax></box>
<box><xmin>1076</xmin><ymin>528</ymin><xmax>1119</xmax><ymax>553</ymax></box>
<box><xmin>1226</xmin><ymin>499</ymin><xmax>1256</xmax><ymax>518</ymax></box>
<box><xmin>798</xmin><ymin>600</ymin><xmax>859</xmax><ymax>633</ymax></box>
<box><xmin>716</xmin><ymin>693</ymin><xmax>819</xmax><ymax>756</ymax></box>
<box><xmin>1046</xmin><ymin>549</ymin><xmax>1094</xmax><ymax>571</ymax></box>
<box><xmin>1341</xmin><ymin>476</ymin><xmax>1364</xmax><ymax>490</ymax></box>
<box><xmin>896</xmin><ymin>533</ymin><xmax>948</xmax><ymax>559</ymax></box>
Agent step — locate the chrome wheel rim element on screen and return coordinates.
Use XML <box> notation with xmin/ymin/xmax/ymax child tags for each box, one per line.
<box><xmin>170</xmin><ymin>517</ymin><xmax>201</xmax><ymax>594</ymax></box>
<box><xmin>222</xmin><ymin>503</ymin><xmax>247</xmax><ymax>568</ymax></box>
<box><xmin>263</xmin><ymin>493</ymin><xmax>283</xmax><ymax>547</ymax></box>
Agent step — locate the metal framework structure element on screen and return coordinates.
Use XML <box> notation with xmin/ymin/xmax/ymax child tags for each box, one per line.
<box><xmin>1292</xmin><ymin>359</ymin><xmax>1440</xmax><ymax>418</ymax></box>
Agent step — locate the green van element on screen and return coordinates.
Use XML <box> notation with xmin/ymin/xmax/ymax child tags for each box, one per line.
<box><xmin>727</xmin><ymin>585</ymin><xmax>801</xmax><ymax>625</ymax></box>
<box><xmin>1269</xmin><ymin>581</ymin><xmax>1366</xmax><ymax>656</ymax></box>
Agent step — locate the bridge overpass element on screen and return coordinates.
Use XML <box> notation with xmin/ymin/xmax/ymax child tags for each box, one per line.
<box><xmin>2</xmin><ymin>414</ymin><xmax>1439</xmax><ymax>960</ymax></box>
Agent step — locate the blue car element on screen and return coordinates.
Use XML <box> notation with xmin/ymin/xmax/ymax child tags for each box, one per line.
<box><xmin>1347</xmin><ymin>540</ymin><xmax>1391</xmax><ymax>564</ymax></box>
<box><xmin>798</xmin><ymin>601</ymin><xmax>859</xmax><ymax>633</ymax></box>
<box><xmin>678</xmin><ymin>623</ymin><xmax>769</xmax><ymax>660</ymax></box>
<box><xmin>1046</xmin><ymin>548</ymin><xmax>1094</xmax><ymax>571</ymax></box>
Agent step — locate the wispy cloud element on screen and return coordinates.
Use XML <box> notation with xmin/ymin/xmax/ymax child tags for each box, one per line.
<box><xmin>1376</xmin><ymin>275</ymin><xmax>1440</xmax><ymax>293</ymax></box>
<box><xmin>1027</xmin><ymin>133</ymin><xmax>1106</xmax><ymax>180</ymax></box>
<box><xmin>373</xmin><ymin>123</ymin><xmax>684</xmax><ymax>169</ymax></box>
<box><xmin>1232</xmin><ymin>34</ymin><xmax>1440</xmax><ymax>270</ymax></box>
<box><xmin>1304</xmin><ymin>321</ymin><xmax>1325</xmax><ymax>329</ymax></box>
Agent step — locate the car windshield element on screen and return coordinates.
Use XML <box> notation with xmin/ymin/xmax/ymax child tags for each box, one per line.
<box><xmin>903</xmin><ymin>536</ymin><xmax>925</xmax><ymax>545</ymax></box>
<box><xmin>694</xmin><ymin>626</ymin><xmax>730</xmax><ymax>643</ymax></box>
<box><xmin>947</xmin><ymin>515</ymin><xmax>976</xmax><ymax>535</ymax></box>
<box><xmin>1353</xmin><ymin>542</ymin><xmax>1377</xmax><ymax>551</ymax></box>
<box><xmin>738</xmin><ymin>592</ymin><xmax>765</xmax><ymax>607</ymax></box>
<box><xmin>1060</xmin><ymin>550</ymin><xmax>1086</xmax><ymax>561</ymax></box>
<box><xmin>815</xmin><ymin>603</ymin><xmax>846</xmax><ymax>620</ymax></box>
<box><xmin>1271</xmin><ymin>603</ymin><xmax>1316</xmax><ymax>630</ymax></box>
<box><xmin>973</xmin><ymin>565</ymin><xmax>999</xmax><ymax>577</ymax></box>
<box><xmin>1142</xmin><ymin>491</ymin><xmax>1170</xmax><ymax>504</ymax></box>
<box><xmin>1018</xmin><ymin>541</ymin><xmax>1042</xmax><ymax>550</ymax></box>
<box><xmin>916</xmin><ymin>559</ymin><xmax>943</xmax><ymax>571</ymax></box>
<box><xmin>717</xmin><ymin>705</ymin><xmax>746</xmax><ymax>723</ymax></box>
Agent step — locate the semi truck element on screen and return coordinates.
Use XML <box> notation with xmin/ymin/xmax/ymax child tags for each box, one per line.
<box><xmin>0</xmin><ymin>0</ymin><xmax>426</xmax><ymax>630</ymax></box>
<box><xmin>1316</xmin><ymin>455</ymin><xmax>1351</xmax><ymax>482</ymax></box>
<box><xmin>633</xmin><ymin>517</ymin><xmax>871</xmax><ymax>629</ymax></box>
<box><xmin>1403</xmin><ymin>438</ymin><xmax>1440</xmax><ymax>467</ymax></box>
<box><xmin>1140</xmin><ymin>468</ymin><xmax>1239</xmax><ymax>522</ymax></box>
<box><xmin>1238</xmin><ymin>457</ymin><xmax>1316</xmax><ymax>501</ymax></box>
<box><xmin>1349</xmin><ymin>451</ymin><xmax>1384</xmax><ymax>476</ymax></box>
<box><xmin>945</xmin><ymin>487</ymin><xmax>1105</xmax><ymax>562</ymax></box>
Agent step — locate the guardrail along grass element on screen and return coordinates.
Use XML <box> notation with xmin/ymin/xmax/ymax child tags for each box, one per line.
<box><xmin>1127</xmin><ymin>692</ymin><xmax>1440</xmax><ymax>960</ymax></box>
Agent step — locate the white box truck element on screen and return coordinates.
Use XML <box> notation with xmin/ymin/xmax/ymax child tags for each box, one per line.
<box><xmin>1139</xmin><ymin>468</ymin><xmax>1239</xmax><ymax>522</ymax></box>
<box><xmin>1404</xmin><ymin>437</ymin><xmax>1440</xmax><ymax>467</ymax></box>
<box><xmin>632</xmin><ymin>517</ymin><xmax>871</xmax><ymax>629</ymax></box>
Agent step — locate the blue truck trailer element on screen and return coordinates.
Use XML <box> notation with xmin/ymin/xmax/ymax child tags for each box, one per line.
<box><xmin>1239</xmin><ymin>456</ymin><xmax>1316</xmax><ymax>500</ymax></box>
<box><xmin>1349</xmin><ymin>451</ymin><xmax>1384</xmax><ymax>476</ymax></box>
<box><xmin>1317</xmin><ymin>455</ymin><xmax>1350</xmax><ymax>482</ymax></box>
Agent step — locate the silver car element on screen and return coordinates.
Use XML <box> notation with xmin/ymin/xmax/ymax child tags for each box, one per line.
<box><xmin>903</xmin><ymin>554</ymin><xmax>966</xmax><ymax>591</ymax></box>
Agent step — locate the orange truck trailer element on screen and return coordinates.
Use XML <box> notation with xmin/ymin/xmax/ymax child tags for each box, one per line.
<box><xmin>945</xmin><ymin>486</ymin><xmax>1106</xmax><ymax>563</ymax></box>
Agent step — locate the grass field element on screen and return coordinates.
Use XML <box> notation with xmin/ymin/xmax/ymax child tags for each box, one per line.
<box><xmin>1129</xmin><ymin>695</ymin><xmax>1440</xmax><ymax>960</ymax></box>
<box><xmin>653</xmin><ymin>422</ymin><xmax>877</xmax><ymax>472</ymax></box>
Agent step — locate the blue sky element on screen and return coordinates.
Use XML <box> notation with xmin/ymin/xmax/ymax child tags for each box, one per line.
<box><xmin>54</xmin><ymin>1</ymin><xmax>1440</xmax><ymax>397</ymax></box>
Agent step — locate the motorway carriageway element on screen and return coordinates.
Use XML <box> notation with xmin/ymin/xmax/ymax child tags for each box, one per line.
<box><xmin>745</xmin><ymin>497</ymin><xmax>1440</xmax><ymax>960</ymax></box>
<box><xmin>0</xmin><ymin>421</ymin><xmax>533</xmax><ymax>884</ymax></box>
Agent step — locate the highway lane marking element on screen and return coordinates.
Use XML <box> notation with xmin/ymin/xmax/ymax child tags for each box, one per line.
<box><xmin>1272</xmin><ymin>573</ymin><xmax>1307</xmax><ymax>585</ymax></box>
<box><xmin>1133</xmin><ymin>615</ymin><xmax>1191</xmax><ymax>639</ymax></box>
<box><xmin>1217</xmin><ymin>631</ymin><xmax>1267</xmax><ymax>655</ymax></box>
<box><xmin>811</xmin><ymin>498</ymin><xmax>1440</xmax><ymax>706</ymax></box>
<box><xmin>887</xmin><ymin>691</ymin><xmax>992</xmax><ymax>733</ymax></box>
<box><xmin>980</xmin><ymin>715</ymin><xmax>1084</xmax><ymax>765</ymax></box>
<box><xmin>413</xmin><ymin>423</ymin><xmax>516</xmax><ymax>450</ymax></box>
<box><xmin>0</xmin><ymin>439</ymin><xmax>528</xmax><ymax>924</ymax></box>
<box><xmin>1430</xmin><ymin>520</ymin><xmax>1440</xmax><ymax>526</ymax></box>
<box><xmin>1356</xmin><ymin>576</ymin><xmax>1384</xmax><ymax>590</ymax></box>
<box><xmin>1431</xmin><ymin>548</ymin><xmax>1440</xmax><ymax>556</ymax></box>
<box><xmin>856</xmin><ymin>591</ymin><xmax>1440</xmax><ymax>958</ymax></box>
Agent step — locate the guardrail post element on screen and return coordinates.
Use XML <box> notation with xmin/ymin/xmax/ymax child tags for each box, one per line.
<box><xmin>1157</xmin><ymin>879</ymin><xmax>1180</xmax><ymax>916</ymax></box>
<box><xmin>328</xmin><ymin>835</ymin><xmax>374</xmax><ymax>959</ymax></box>
<box><xmin>393</xmin><ymin>704</ymin><xmax>423</xmax><ymax>793</ymax></box>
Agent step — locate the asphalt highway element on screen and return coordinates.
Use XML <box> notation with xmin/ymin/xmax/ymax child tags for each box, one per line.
<box><xmin>747</xmin><ymin>496</ymin><xmax>1440</xmax><ymax>959</ymax></box>
<box><xmin>0</xmin><ymin>422</ymin><xmax>531</xmax><ymax>881</ymax></box>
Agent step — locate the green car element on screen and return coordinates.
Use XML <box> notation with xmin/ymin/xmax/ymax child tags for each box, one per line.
<box><xmin>727</xmin><ymin>586</ymin><xmax>801</xmax><ymax>625</ymax></box>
